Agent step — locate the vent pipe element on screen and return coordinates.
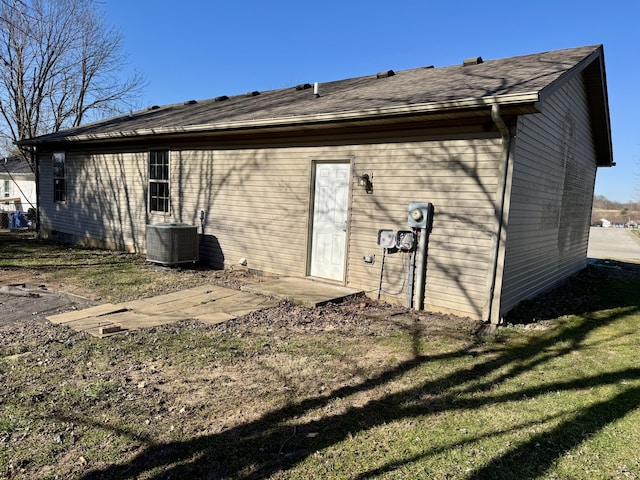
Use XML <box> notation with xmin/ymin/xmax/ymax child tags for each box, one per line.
<box><xmin>463</xmin><ymin>56</ymin><xmax>483</xmax><ymax>66</ymax></box>
<box><xmin>376</xmin><ymin>70</ymin><xmax>395</xmax><ymax>79</ymax></box>
<box><xmin>313</xmin><ymin>82</ymin><xmax>320</xmax><ymax>98</ymax></box>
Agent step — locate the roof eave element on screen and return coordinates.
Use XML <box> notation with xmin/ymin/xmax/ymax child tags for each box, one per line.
<box><xmin>538</xmin><ymin>45</ymin><xmax>613</xmax><ymax>167</ymax></box>
<box><xmin>19</xmin><ymin>92</ymin><xmax>541</xmax><ymax>146</ymax></box>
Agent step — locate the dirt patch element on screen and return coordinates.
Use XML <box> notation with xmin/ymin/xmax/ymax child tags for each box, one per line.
<box><xmin>0</xmin><ymin>264</ymin><xmax>267</xmax><ymax>326</ymax></box>
<box><xmin>0</xmin><ymin>283</ymin><xmax>99</xmax><ymax>325</ymax></box>
<box><xmin>5</xmin><ymin>255</ymin><xmax>639</xmax><ymax>478</ymax></box>
<box><xmin>504</xmin><ymin>260</ymin><xmax>640</xmax><ymax>324</ymax></box>
<box><xmin>0</xmin><ymin>272</ymin><xmax>480</xmax><ymax>479</ymax></box>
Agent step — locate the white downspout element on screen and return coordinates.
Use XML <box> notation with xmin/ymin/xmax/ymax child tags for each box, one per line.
<box><xmin>483</xmin><ymin>103</ymin><xmax>512</xmax><ymax>324</ymax></box>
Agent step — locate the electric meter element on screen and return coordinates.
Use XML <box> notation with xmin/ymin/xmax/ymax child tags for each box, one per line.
<box><xmin>410</xmin><ymin>208</ymin><xmax>423</xmax><ymax>222</ymax></box>
<box><xmin>407</xmin><ymin>202</ymin><xmax>433</xmax><ymax>229</ymax></box>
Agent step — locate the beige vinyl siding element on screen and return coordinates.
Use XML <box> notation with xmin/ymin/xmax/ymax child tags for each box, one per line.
<box><xmin>39</xmin><ymin>151</ymin><xmax>148</xmax><ymax>250</ymax></box>
<box><xmin>182</xmin><ymin>137</ymin><xmax>502</xmax><ymax>317</ymax></box>
<box><xmin>499</xmin><ymin>73</ymin><xmax>597</xmax><ymax>315</ymax></box>
<box><xmin>38</xmin><ymin>133</ymin><xmax>503</xmax><ymax>320</ymax></box>
<box><xmin>346</xmin><ymin>138</ymin><xmax>502</xmax><ymax>319</ymax></box>
<box><xmin>189</xmin><ymin>139</ymin><xmax>499</xmax><ymax>294</ymax></box>
<box><xmin>185</xmin><ymin>149</ymin><xmax>311</xmax><ymax>275</ymax></box>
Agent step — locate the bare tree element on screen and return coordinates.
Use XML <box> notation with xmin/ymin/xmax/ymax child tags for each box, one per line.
<box><xmin>0</xmin><ymin>0</ymin><xmax>144</xmax><ymax>170</ymax></box>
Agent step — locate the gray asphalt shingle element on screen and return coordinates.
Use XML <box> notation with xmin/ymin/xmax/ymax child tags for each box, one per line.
<box><xmin>21</xmin><ymin>45</ymin><xmax>603</xmax><ymax>143</ymax></box>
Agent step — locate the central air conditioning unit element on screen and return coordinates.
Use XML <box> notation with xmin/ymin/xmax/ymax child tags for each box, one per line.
<box><xmin>146</xmin><ymin>223</ymin><xmax>199</xmax><ymax>265</ymax></box>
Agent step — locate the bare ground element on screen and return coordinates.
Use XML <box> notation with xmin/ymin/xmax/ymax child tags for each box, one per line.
<box><xmin>0</xmin><ymin>259</ymin><xmax>281</xmax><ymax>324</ymax></box>
<box><xmin>1</xmin><ymin>265</ymin><xmax>482</xmax><ymax>479</ymax></box>
<box><xmin>3</xmin><ymin>252</ymin><xmax>634</xmax><ymax>478</ymax></box>
<box><xmin>0</xmin><ymin>265</ymin><xmax>477</xmax><ymax>343</ymax></box>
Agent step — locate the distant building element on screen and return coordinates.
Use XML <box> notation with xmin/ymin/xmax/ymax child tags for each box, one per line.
<box><xmin>0</xmin><ymin>157</ymin><xmax>36</xmax><ymax>212</ymax></box>
<box><xmin>601</xmin><ymin>218</ymin><xmax>611</xmax><ymax>228</ymax></box>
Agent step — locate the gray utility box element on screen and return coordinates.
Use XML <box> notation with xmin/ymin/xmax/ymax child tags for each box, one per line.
<box><xmin>146</xmin><ymin>223</ymin><xmax>199</xmax><ymax>265</ymax></box>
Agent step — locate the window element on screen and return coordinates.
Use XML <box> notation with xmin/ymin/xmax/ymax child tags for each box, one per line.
<box><xmin>53</xmin><ymin>152</ymin><xmax>66</xmax><ymax>202</ymax></box>
<box><xmin>149</xmin><ymin>149</ymin><xmax>170</xmax><ymax>213</ymax></box>
<box><xmin>3</xmin><ymin>180</ymin><xmax>9</xmax><ymax>197</ymax></box>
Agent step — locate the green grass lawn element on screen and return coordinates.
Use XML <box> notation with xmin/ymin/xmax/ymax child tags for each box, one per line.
<box><xmin>1</xmin><ymin>232</ymin><xmax>639</xmax><ymax>479</ymax></box>
<box><xmin>0</xmin><ymin>231</ymin><xmax>220</xmax><ymax>302</ymax></box>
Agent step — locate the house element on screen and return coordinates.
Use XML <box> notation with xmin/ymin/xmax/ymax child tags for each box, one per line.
<box><xmin>19</xmin><ymin>45</ymin><xmax>613</xmax><ymax>324</ymax></box>
<box><xmin>0</xmin><ymin>156</ymin><xmax>37</xmax><ymax>213</ymax></box>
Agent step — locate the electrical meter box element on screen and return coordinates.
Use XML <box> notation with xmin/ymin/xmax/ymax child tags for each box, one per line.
<box><xmin>396</xmin><ymin>230</ymin><xmax>416</xmax><ymax>251</ymax></box>
<box><xmin>407</xmin><ymin>202</ymin><xmax>433</xmax><ymax>229</ymax></box>
<box><xmin>377</xmin><ymin>229</ymin><xmax>397</xmax><ymax>248</ymax></box>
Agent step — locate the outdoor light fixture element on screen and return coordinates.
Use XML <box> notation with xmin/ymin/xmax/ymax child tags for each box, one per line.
<box><xmin>358</xmin><ymin>172</ymin><xmax>373</xmax><ymax>192</ymax></box>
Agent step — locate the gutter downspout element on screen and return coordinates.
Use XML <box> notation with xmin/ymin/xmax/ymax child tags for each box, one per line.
<box><xmin>483</xmin><ymin>104</ymin><xmax>512</xmax><ymax>324</ymax></box>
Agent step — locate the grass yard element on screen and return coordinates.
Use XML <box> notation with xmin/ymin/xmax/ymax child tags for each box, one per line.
<box><xmin>1</xmin><ymin>232</ymin><xmax>640</xmax><ymax>479</ymax></box>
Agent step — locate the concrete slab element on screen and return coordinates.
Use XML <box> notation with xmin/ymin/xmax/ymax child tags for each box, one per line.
<box><xmin>46</xmin><ymin>303</ymin><xmax>123</xmax><ymax>323</ymax></box>
<box><xmin>47</xmin><ymin>277</ymin><xmax>362</xmax><ymax>337</ymax></box>
<box><xmin>47</xmin><ymin>285</ymin><xmax>278</xmax><ymax>337</ymax></box>
<box><xmin>55</xmin><ymin>315</ymin><xmax>122</xmax><ymax>336</ymax></box>
<box><xmin>241</xmin><ymin>277</ymin><xmax>363</xmax><ymax>307</ymax></box>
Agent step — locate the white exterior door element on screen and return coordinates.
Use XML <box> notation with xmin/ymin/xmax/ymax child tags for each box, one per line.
<box><xmin>309</xmin><ymin>162</ymin><xmax>350</xmax><ymax>281</ymax></box>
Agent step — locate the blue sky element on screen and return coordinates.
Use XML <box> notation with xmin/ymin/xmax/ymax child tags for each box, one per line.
<box><xmin>103</xmin><ymin>0</ymin><xmax>639</xmax><ymax>203</ymax></box>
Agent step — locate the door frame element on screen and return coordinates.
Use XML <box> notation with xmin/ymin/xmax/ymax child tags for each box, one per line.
<box><xmin>306</xmin><ymin>158</ymin><xmax>354</xmax><ymax>284</ymax></box>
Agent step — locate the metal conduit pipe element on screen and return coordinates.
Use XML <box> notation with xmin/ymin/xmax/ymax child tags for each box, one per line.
<box><xmin>414</xmin><ymin>228</ymin><xmax>428</xmax><ymax>310</ymax></box>
<box><xmin>483</xmin><ymin>103</ymin><xmax>512</xmax><ymax>323</ymax></box>
<box><xmin>407</xmin><ymin>249</ymin><xmax>415</xmax><ymax>308</ymax></box>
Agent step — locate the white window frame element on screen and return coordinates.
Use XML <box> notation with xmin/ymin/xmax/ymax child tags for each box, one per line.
<box><xmin>53</xmin><ymin>152</ymin><xmax>66</xmax><ymax>203</ymax></box>
<box><xmin>148</xmin><ymin>149</ymin><xmax>170</xmax><ymax>214</ymax></box>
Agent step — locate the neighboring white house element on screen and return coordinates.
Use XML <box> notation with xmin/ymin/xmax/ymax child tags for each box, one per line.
<box><xmin>0</xmin><ymin>157</ymin><xmax>36</xmax><ymax>212</ymax></box>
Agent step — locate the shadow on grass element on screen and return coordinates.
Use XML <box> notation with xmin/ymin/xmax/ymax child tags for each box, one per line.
<box><xmin>355</xmin><ymin>378</ymin><xmax>640</xmax><ymax>480</ymax></box>
<box><xmin>71</xmin><ymin>272</ymin><xmax>640</xmax><ymax>479</ymax></box>
<box><xmin>8</xmin><ymin>232</ymin><xmax>640</xmax><ymax>478</ymax></box>
<box><xmin>505</xmin><ymin>260</ymin><xmax>640</xmax><ymax>323</ymax></box>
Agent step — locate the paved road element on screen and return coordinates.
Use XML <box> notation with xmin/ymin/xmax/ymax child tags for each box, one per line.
<box><xmin>587</xmin><ymin>227</ymin><xmax>640</xmax><ymax>261</ymax></box>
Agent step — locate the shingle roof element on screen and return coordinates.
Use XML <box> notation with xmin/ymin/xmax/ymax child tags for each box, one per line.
<box><xmin>20</xmin><ymin>45</ymin><xmax>610</xmax><ymax>165</ymax></box>
<box><xmin>1</xmin><ymin>156</ymin><xmax>32</xmax><ymax>175</ymax></box>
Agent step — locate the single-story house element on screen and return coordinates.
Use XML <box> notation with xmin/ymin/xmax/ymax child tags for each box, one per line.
<box><xmin>0</xmin><ymin>156</ymin><xmax>37</xmax><ymax>213</ymax></box>
<box><xmin>19</xmin><ymin>45</ymin><xmax>613</xmax><ymax>324</ymax></box>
